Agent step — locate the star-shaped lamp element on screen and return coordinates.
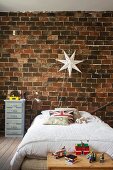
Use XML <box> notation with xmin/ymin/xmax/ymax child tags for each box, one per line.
<box><xmin>57</xmin><ymin>50</ymin><xmax>83</xmax><ymax>77</ymax></box>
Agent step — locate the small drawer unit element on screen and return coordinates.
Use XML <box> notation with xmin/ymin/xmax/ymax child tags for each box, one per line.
<box><xmin>4</xmin><ymin>99</ymin><xmax>25</xmax><ymax>137</ymax></box>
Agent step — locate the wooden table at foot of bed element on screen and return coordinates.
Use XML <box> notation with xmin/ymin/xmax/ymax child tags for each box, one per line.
<box><xmin>47</xmin><ymin>152</ymin><xmax>113</xmax><ymax>170</ymax></box>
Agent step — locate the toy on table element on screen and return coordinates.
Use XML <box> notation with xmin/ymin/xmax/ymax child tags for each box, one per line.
<box><xmin>75</xmin><ymin>142</ymin><xmax>90</xmax><ymax>155</ymax></box>
<box><xmin>65</xmin><ymin>154</ymin><xmax>77</xmax><ymax>164</ymax></box>
<box><xmin>76</xmin><ymin>117</ymin><xmax>87</xmax><ymax>124</ymax></box>
<box><xmin>52</xmin><ymin>146</ymin><xmax>66</xmax><ymax>159</ymax></box>
<box><xmin>100</xmin><ymin>153</ymin><xmax>104</xmax><ymax>163</ymax></box>
<box><xmin>87</xmin><ymin>151</ymin><xmax>96</xmax><ymax>163</ymax></box>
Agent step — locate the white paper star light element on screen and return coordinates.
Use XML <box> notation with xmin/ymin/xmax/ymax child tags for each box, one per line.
<box><xmin>57</xmin><ymin>50</ymin><xmax>83</xmax><ymax>77</ymax></box>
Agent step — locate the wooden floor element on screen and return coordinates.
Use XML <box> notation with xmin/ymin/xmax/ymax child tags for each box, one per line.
<box><xmin>0</xmin><ymin>135</ymin><xmax>22</xmax><ymax>170</ymax></box>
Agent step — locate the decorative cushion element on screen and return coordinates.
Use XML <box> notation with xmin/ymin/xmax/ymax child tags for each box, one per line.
<box><xmin>43</xmin><ymin>116</ymin><xmax>69</xmax><ymax>125</ymax></box>
<box><xmin>41</xmin><ymin>108</ymin><xmax>81</xmax><ymax>122</ymax></box>
<box><xmin>49</xmin><ymin>110</ymin><xmax>74</xmax><ymax>123</ymax></box>
<box><xmin>55</xmin><ymin>108</ymin><xmax>81</xmax><ymax>121</ymax></box>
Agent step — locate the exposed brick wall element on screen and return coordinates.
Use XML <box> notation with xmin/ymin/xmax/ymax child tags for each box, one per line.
<box><xmin>0</xmin><ymin>11</ymin><xmax>113</xmax><ymax>133</ymax></box>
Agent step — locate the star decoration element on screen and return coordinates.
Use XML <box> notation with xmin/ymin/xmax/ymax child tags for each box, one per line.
<box><xmin>57</xmin><ymin>50</ymin><xmax>83</xmax><ymax>77</ymax></box>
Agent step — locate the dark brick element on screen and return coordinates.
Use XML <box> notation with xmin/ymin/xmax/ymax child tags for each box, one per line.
<box><xmin>39</xmin><ymin>36</ymin><xmax>47</xmax><ymax>40</ymax></box>
<box><xmin>10</xmin><ymin>68</ymin><xmax>19</xmax><ymax>71</ymax></box>
<box><xmin>28</xmin><ymin>59</ymin><xmax>36</xmax><ymax>63</ymax></box>
<box><xmin>29</xmin><ymin>68</ymin><xmax>38</xmax><ymax>72</ymax></box>
<box><xmin>0</xmin><ymin>12</ymin><xmax>8</xmax><ymax>16</ymax></box>
<box><xmin>92</xmin><ymin>74</ymin><xmax>101</xmax><ymax>78</ymax></box>
<box><xmin>44</xmin><ymin>22</ymin><xmax>54</xmax><ymax>26</ymax></box>
<box><xmin>0</xmin><ymin>58</ymin><xmax>8</xmax><ymax>62</ymax></box>
<box><xmin>9</xmin><ymin>58</ymin><xmax>18</xmax><ymax>62</ymax></box>
<box><xmin>1</xmin><ymin>26</ymin><xmax>10</xmax><ymax>30</ymax></box>
<box><xmin>23</xmin><ymin>31</ymin><xmax>32</xmax><ymax>35</ymax></box>
<box><xmin>23</xmin><ymin>68</ymin><xmax>29</xmax><ymax>72</ymax></box>
<box><xmin>9</xmin><ymin>12</ymin><xmax>18</xmax><ymax>16</ymax></box>
<box><xmin>30</xmin><ymin>17</ymin><xmax>39</xmax><ymax>21</ymax></box>
<box><xmin>23</xmin><ymin>63</ymin><xmax>32</xmax><ymax>67</ymax></box>
<box><xmin>21</xmin><ymin>17</ymin><xmax>29</xmax><ymax>21</ymax></box>
<box><xmin>65</xmin><ymin>12</ymin><xmax>74</xmax><ymax>16</ymax></box>
<box><xmin>5</xmin><ymin>81</ymin><xmax>13</xmax><ymax>86</ymax></box>
<box><xmin>12</xmin><ymin>17</ymin><xmax>20</xmax><ymax>21</ymax></box>
<box><xmin>48</xmin><ymin>78</ymin><xmax>58</xmax><ymax>82</ymax></box>
<box><xmin>8</xmin><ymin>86</ymin><xmax>18</xmax><ymax>90</ymax></box>
<box><xmin>0</xmin><ymin>86</ymin><xmax>8</xmax><ymax>90</ymax></box>
<box><xmin>23</xmin><ymin>73</ymin><xmax>33</xmax><ymax>77</ymax></box>
<box><xmin>39</xmin><ymin>68</ymin><xmax>47</xmax><ymax>72</ymax></box>
<box><xmin>102</xmin><ymin>74</ymin><xmax>110</xmax><ymax>78</ymax></box>
<box><xmin>79</xmin><ymin>18</ymin><xmax>87</xmax><ymax>22</ymax></box>
<box><xmin>102</xmin><ymin>12</ymin><xmax>112</xmax><ymax>17</ymax></box>
<box><xmin>33</xmin><ymin>82</ymin><xmax>42</xmax><ymax>86</ymax></box>
<box><xmin>2</xmin><ymin>53</ymin><xmax>10</xmax><ymax>57</ymax></box>
<box><xmin>10</xmin><ymin>77</ymin><xmax>18</xmax><ymax>81</ymax></box>
<box><xmin>29</xmin><ymin>26</ymin><xmax>38</xmax><ymax>30</ymax></box>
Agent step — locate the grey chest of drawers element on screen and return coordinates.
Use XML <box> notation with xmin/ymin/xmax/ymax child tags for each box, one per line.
<box><xmin>4</xmin><ymin>99</ymin><xmax>25</xmax><ymax>137</ymax></box>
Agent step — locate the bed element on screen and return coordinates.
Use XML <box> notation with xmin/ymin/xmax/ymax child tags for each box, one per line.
<box><xmin>10</xmin><ymin>108</ymin><xmax>113</xmax><ymax>170</ymax></box>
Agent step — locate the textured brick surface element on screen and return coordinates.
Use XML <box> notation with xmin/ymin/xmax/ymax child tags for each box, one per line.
<box><xmin>0</xmin><ymin>11</ymin><xmax>113</xmax><ymax>132</ymax></box>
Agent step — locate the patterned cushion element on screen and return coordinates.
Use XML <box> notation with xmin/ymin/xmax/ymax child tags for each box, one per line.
<box><xmin>49</xmin><ymin>110</ymin><xmax>74</xmax><ymax>123</ymax></box>
<box><xmin>55</xmin><ymin>108</ymin><xmax>81</xmax><ymax>121</ymax></box>
<box><xmin>43</xmin><ymin>116</ymin><xmax>70</xmax><ymax>125</ymax></box>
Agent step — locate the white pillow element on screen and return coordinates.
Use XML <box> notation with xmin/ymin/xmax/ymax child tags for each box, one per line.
<box><xmin>55</xmin><ymin>108</ymin><xmax>75</xmax><ymax>111</ymax></box>
<box><xmin>41</xmin><ymin>110</ymin><xmax>54</xmax><ymax>118</ymax></box>
<box><xmin>79</xmin><ymin>111</ymin><xmax>93</xmax><ymax>118</ymax></box>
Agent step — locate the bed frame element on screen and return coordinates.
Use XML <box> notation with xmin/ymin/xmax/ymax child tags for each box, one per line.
<box><xmin>21</xmin><ymin>101</ymin><xmax>113</xmax><ymax>170</ymax></box>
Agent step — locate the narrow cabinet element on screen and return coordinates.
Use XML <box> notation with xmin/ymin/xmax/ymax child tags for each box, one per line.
<box><xmin>4</xmin><ymin>99</ymin><xmax>25</xmax><ymax>137</ymax></box>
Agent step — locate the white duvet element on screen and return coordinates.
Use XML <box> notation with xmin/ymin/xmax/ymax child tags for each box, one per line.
<box><xmin>10</xmin><ymin>111</ymin><xmax>113</xmax><ymax>170</ymax></box>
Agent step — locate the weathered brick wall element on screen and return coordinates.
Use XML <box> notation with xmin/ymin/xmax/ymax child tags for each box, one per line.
<box><xmin>0</xmin><ymin>11</ymin><xmax>113</xmax><ymax>133</ymax></box>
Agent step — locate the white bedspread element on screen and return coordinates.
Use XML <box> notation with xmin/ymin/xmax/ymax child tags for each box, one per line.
<box><xmin>10</xmin><ymin>111</ymin><xmax>113</xmax><ymax>170</ymax></box>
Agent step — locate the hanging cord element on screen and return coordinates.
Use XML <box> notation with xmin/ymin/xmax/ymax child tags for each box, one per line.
<box><xmin>58</xmin><ymin>69</ymin><xmax>67</xmax><ymax>108</ymax></box>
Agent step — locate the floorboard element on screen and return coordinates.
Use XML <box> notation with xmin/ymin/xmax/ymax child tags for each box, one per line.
<box><xmin>0</xmin><ymin>136</ymin><xmax>22</xmax><ymax>170</ymax></box>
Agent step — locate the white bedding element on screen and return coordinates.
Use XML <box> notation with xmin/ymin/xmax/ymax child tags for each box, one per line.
<box><xmin>10</xmin><ymin>111</ymin><xmax>113</xmax><ymax>170</ymax></box>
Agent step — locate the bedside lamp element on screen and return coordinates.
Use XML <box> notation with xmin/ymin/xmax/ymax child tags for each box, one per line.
<box><xmin>32</xmin><ymin>91</ymin><xmax>42</xmax><ymax>111</ymax></box>
<box><xmin>30</xmin><ymin>91</ymin><xmax>42</xmax><ymax>124</ymax></box>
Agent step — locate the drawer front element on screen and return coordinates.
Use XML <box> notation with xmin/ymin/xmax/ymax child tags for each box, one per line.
<box><xmin>6</xmin><ymin>113</ymin><xmax>22</xmax><ymax>119</ymax></box>
<box><xmin>6</xmin><ymin>108</ymin><xmax>22</xmax><ymax>113</ymax></box>
<box><xmin>5</xmin><ymin>129</ymin><xmax>22</xmax><ymax>135</ymax></box>
<box><xmin>6</xmin><ymin>119</ymin><xmax>22</xmax><ymax>124</ymax></box>
<box><xmin>6</xmin><ymin>124</ymin><xmax>22</xmax><ymax>130</ymax></box>
<box><xmin>6</xmin><ymin>102</ymin><xmax>22</xmax><ymax>108</ymax></box>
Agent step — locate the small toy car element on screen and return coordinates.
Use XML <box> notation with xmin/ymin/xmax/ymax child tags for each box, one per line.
<box><xmin>52</xmin><ymin>146</ymin><xmax>66</xmax><ymax>159</ymax></box>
